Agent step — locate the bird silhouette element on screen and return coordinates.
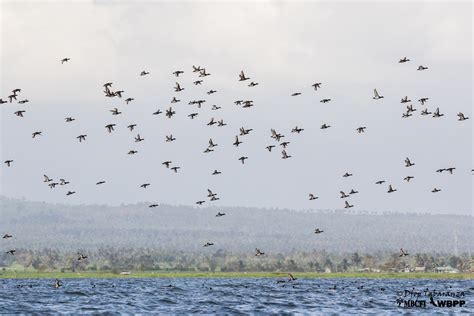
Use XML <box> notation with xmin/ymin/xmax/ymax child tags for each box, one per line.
<box><xmin>433</xmin><ymin>107</ymin><xmax>444</xmax><ymax>118</ymax></box>
<box><xmin>281</xmin><ymin>150</ymin><xmax>291</xmax><ymax>159</ymax></box>
<box><xmin>239</xmin><ymin>70</ymin><xmax>250</xmax><ymax>81</ymax></box>
<box><xmin>238</xmin><ymin>156</ymin><xmax>248</xmax><ymax>164</ymax></box>
<box><xmin>404</xmin><ymin>176</ymin><xmax>414</xmax><ymax>182</ymax></box>
<box><xmin>312</xmin><ymin>83</ymin><xmax>322</xmax><ymax>90</ymax></box>
<box><xmin>266</xmin><ymin>145</ymin><xmax>275</xmax><ymax>152</ymax></box>
<box><xmin>418</xmin><ymin>98</ymin><xmax>429</xmax><ymax>105</ymax></box>
<box><xmin>373</xmin><ymin>89</ymin><xmax>384</xmax><ymax>99</ymax></box>
<box><xmin>457</xmin><ymin>112</ymin><xmax>469</xmax><ymax>121</ymax></box>
<box><xmin>399</xmin><ymin>248</ymin><xmax>409</xmax><ymax>257</ymax></box>
<box><xmin>105</xmin><ymin>124</ymin><xmax>116</xmax><ymax>133</ymax></box>
<box><xmin>110</xmin><ymin>108</ymin><xmax>122</xmax><ymax>115</ymax></box>
<box><xmin>405</xmin><ymin>157</ymin><xmax>415</xmax><ymax>167</ymax></box>
<box><xmin>174</xmin><ymin>82</ymin><xmax>184</xmax><ymax>92</ymax></box>
<box><xmin>398</xmin><ymin>57</ymin><xmax>410</xmax><ymax>63</ymax></box>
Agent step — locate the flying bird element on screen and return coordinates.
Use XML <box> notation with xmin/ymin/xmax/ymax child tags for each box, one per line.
<box><xmin>291</xmin><ymin>126</ymin><xmax>304</xmax><ymax>133</ymax></box>
<box><xmin>405</xmin><ymin>157</ymin><xmax>415</xmax><ymax>167</ymax></box>
<box><xmin>238</xmin><ymin>156</ymin><xmax>248</xmax><ymax>164</ymax></box>
<box><xmin>174</xmin><ymin>82</ymin><xmax>184</xmax><ymax>92</ymax></box>
<box><xmin>398</xmin><ymin>57</ymin><xmax>410</xmax><ymax>63</ymax></box>
<box><xmin>433</xmin><ymin>107</ymin><xmax>444</xmax><ymax>118</ymax></box>
<box><xmin>110</xmin><ymin>108</ymin><xmax>122</xmax><ymax>115</ymax></box>
<box><xmin>239</xmin><ymin>70</ymin><xmax>250</xmax><ymax>81</ymax></box>
<box><xmin>457</xmin><ymin>112</ymin><xmax>469</xmax><ymax>121</ymax></box>
<box><xmin>105</xmin><ymin>124</ymin><xmax>116</xmax><ymax>133</ymax></box>
<box><xmin>404</xmin><ymin>176</ymin><xmax>414</xmax><ymax>182</ymax></box>
<box><xmin>312</xmin><ymin>83</ymin><xmax>322</xmax><ymax>90</ymax></box>
<box><xmin>399</xmin><ymin>248</ymin><xmax>409</xmax><ymax>257</ymax></box>
<box><xmin>373</xmin><ymin>89</ymin><xmax>384</xmax><ymax>99</ymax></box>
<box><xmin>165</xmin><ymin>135</ymin><xmax>176</xmax><ymax>142</ymax></box>
<box><xmin>281</xmin><ymin>150</ymin><xmax>291</xmax><ymax>159</ymax></box>
<box><xmin>340</xmin><ymin>191</ymin><xmax>350</xmax><ymax>199</ymax></box>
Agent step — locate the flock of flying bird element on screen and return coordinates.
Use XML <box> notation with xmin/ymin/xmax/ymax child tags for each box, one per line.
<box><xmin>1</xmin><ymin>56</ymin><xmax>471</xmax><ymax>282</ymax></box>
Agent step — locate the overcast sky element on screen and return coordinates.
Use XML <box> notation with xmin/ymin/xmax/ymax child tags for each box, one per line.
<box><xmin>1</xmin><ymin>1</ymin><xmax>472</xmax><ymax>214</ymax></box>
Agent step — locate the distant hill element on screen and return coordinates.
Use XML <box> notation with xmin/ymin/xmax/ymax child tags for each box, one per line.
<box><xmin>1</xmin><ymin>196</ymin><xmax>472</xmax><ymax>254</ymax></box>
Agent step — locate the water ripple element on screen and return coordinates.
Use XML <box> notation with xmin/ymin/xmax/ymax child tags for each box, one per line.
<box><xmin>0</xmin><ymin>278</ymin><xmax>472</xmax><ymax>313</ymax></box>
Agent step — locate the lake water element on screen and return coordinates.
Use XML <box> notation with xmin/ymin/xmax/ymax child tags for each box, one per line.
<box><xmin>0</xmin><ymin>278</ymin><xmax>472</xmax><ymax>314</ymax></box>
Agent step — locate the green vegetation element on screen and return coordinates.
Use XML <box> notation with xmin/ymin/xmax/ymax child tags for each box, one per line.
<box><xmin>0</xmin><ymin>270</ymin><xmax>472</xmax><ymax>279</ymax></box>
<box><xmin>1</xmin><ymin>248</ymin><xmax>472</xmax><ymax>279</ymax></box>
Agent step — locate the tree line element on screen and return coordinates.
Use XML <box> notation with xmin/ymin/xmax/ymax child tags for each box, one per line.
<box><xmin>1</xmin><ymin>248</ymin><xmax>471</xmax><ymax>273</ymax></box>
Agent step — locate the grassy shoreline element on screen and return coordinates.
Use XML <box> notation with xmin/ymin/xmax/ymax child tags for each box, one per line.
<box><xmin>0</xmin><ymin>271</ymin><xmax>472</xmax><ymax>279</ymax></box>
